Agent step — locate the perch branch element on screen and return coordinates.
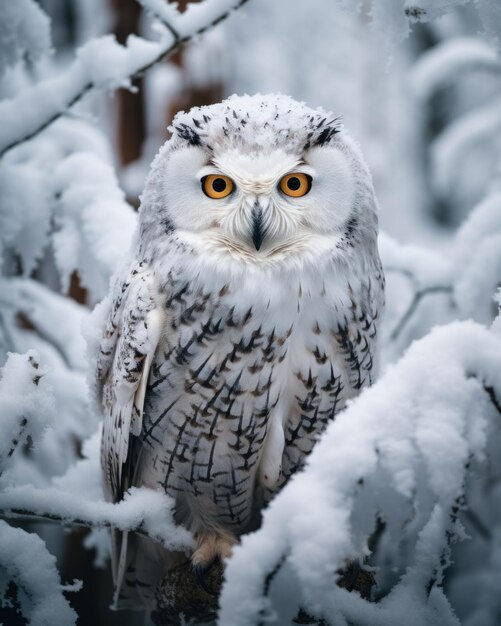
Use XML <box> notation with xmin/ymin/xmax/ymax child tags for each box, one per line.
<box><xmin>0</xmin><ymin>485</ymin><xmax>193</xmax><ymax>551</ymax></box>
<box><xmin>0</xmin><ymin>0</ymin><xmax>251</xmax><ymax>158</ymax></box>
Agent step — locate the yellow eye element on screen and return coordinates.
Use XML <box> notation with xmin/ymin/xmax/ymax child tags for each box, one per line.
<box><xmin>279</xmin><ymin>173</ymin><xmax>312</xmax><ymax>197</ymax></box>
<box><xmin>202</xmin><ymin>174</ymin><xmax>234</xmax><ymax>199</ymax></box>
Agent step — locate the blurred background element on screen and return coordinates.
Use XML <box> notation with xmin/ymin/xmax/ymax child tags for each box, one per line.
<box><xmin>2</xmin><ymin>1</ymin><xmax>500</xmax><ymax>624</ymax></box>
<box><xmin>39</xmin><ymin>0</ymin><xmax>500</xmax><ymax>244</ymax></box>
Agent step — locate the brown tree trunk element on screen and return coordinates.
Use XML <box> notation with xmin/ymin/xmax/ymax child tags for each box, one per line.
<box><xmin>111</xmin><ymin>0</ymin><xmax>146</xmax><ymax>166</ymax></box>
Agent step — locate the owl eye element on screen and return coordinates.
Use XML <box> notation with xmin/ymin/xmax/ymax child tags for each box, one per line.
<box><xmin>202</xmin><ymin>174</ymin><xmax>234</xmax><ymax>199</ymax></box>
<box><xmin>279</xmin><ymin>173</ymin><xmax>312</xmax><ymax>197</ymax></box>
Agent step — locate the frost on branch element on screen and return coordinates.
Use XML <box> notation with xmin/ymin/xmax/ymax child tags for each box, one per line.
<box><xmin>0</xmin><ymin>0</ymin><xmax>50</xmax><ymax>80</ymax></box>
<box><xmin>0</xmin><ymin>351</ymin><xmax>54</xmax><ymax>478</ymax></box>
<box><xmin>334</xmin><ymin>0</ymin><xmax>501</xmax><ymax>51</ymax></box>
<box><xmin>0</xmin><ymin>0</ymin><xmax>250</xmax><ymax>157</ymax></box>
<box><xmin>219</xmin><ymin>320</ymin><xmax>501</xmax><ymax>626</ymax></box>
<box><xmin>0</xmin><ymin>2</ymin><xmax>251</xmax><ymax>619</ymax></box>
<box><xmin>0</xmin><ymin>430</ymin><xmax>193</xmax><ymax>555</ymax></box>
<box><xmin>380</xmin><ymin>180</ymin><xmax>501</xmax><ymax>355</ymax></box>
<box><xmin>0</xmin><ymin>412</ymin><xmax>193</xmax><ymax>623</ymax></box>
<box><xmin>0</xmin><ymin>521</ymin><xmax>79</xmax><ymax>626</ymax></box>
<box><xmin>0</xmin><ymin>351</ymin><xmax>80</xmax><ymax>625</ymax></box>
<box><xmin>0</xmin><ymin>117</ymin><xmax>137</xmax><ymax>302</ymax></box>
<box><xmin>51</xmin><ymin>150</ymin><xmax>137</xmax><ymax>297</ymax></box>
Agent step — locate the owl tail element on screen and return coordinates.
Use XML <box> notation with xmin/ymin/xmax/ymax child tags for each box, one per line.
<box><xmin>110</xmin><ymin>529</ymin><xmax>175</xmax><ymax>611</ymax></box>
<box><xmin>111</xmin><ymin>529</ymin><xmax>129</xmax><ymax>609</ymax></box>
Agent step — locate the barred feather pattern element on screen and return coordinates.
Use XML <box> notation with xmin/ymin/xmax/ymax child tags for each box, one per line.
<box><xmin>94</xmin><ymin>94</ymin><xmax>385</xmax><ymax>608</ymax></box>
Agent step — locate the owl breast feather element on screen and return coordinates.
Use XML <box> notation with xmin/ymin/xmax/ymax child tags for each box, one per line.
<box><xmin>135</xmin><ymin>257</ymin><xmax>377</xmax><ymax>534</ymax></box>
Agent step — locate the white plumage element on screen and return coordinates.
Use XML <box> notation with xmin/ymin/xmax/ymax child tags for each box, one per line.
<box><xmin>93</xmin><ymin>93</ymin><xmax>384</xmax><ymax>609</ymax></box>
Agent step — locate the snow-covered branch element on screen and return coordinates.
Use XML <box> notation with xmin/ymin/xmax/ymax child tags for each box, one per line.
<box><xmin>379</xmin><ymin>186</ymin><xmax>501</xmax><ymax>348</ymax></box>
<box><xmin>0</xmin><ymin>520</ymin><xmax>79</xmax><ymax>626</ymax></box>
<box><xmin>431</xmin><ymin>100</ymin><xmax>501</xmax><ymax>202</ymax></box>
<box><xmin>0</xmin><ymin>351</ymin><xmax>55</xmax><ymax>475</ymax></box>
<box><xmin>411</xmin><ymin>38</ymin><xmax>501</xmax><ymax>101</ymax></box>
<box><xmin>0</xmin><ymin>0</ymin><xmax>250</xmax><ymax>158</ymax></box>
<box><xmin>0</xmin><ymin>280</ymin><xmax>88</xmax><ymax>370</ymax></box>
<box><xmin>0</xmin><ymin>485</ymin><xmax>193</xmax><ymax>553</ymax></box>
<box><xmin>388</xmin><ymin>284</ymin><xmax>453</xmax><ymax>341</ymax></box>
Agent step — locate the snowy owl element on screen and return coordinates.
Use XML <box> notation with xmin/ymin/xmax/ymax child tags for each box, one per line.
<box><xmin>93</xmin><ymin>93</ymin><xmax>384</xmax><ymax>609</ymax></box>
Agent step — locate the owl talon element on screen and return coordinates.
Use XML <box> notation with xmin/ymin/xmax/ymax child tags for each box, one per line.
<box><xmin>191</xmin><ymin>530</ymin><xmax>237</xmax><ymax>596</ymax></box>
<box><xmin>193</xmin><ymin>561</ymin><xmax>218</xmax><ymax>597</ymax></box>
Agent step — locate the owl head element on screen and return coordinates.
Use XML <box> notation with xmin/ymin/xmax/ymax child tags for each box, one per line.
<box><xmin>138</xmin><ymin>94</ymin><xmax>378</xmax><ymax>265</ymax></box>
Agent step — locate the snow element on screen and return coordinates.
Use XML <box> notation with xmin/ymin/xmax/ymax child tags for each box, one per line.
<box><xmin>0</xmin><ymin>162</ymin><xmax>52</xmax><ymax>275</ymax></box>
<box><xmin>0</xmin><ymin>0</ymin><xmax>250</xmax><ymax>157</ymax></box>
<box><xmin>453</xmin><ymin>191</ymin><xmax>501</xmax><ymax>323</ymax></box>
<box><xmin>0</xmin><ymin>520</ymin><xmax>78</xmax><ymax>626</ymax></box>
<box><xmin>474</xmin><ymin>0</ymin><xmax>501</xmax><ymax>48</ymax></box>
<box><xmin>5</xmin><ymin>279</ymin><xmax>88</xmax><ymax>371</ymax></box>
<box><xmin>0</xmin><ymin>0</ymin><xmax>51</xmax><ymax>79</ymax></box>
<box><xmin>76</xmin><ymin>34</ymin><xmax>166</xmax><ymax>90</ymax></box>
<box><xmin>0</xmin><ymin>113</ymin><xmax>137</xmax><ymax>301</ymax></box>
<box><xmin>431</xmin><ymin>97</ymin><xmax>501</xmax><ymax>205</ymax></box>
<box><xmin>402</xmin><ymin>0</ymin><xmax>469</xmax><ymax>23</ymax></box>
<box><xmin>2</xmin><ymin>0</ymin><xmax>501</xmax><ymax>623</ymax></box>
<box><xmin>0</xmin><ymin>351</ymin><xmax>55</xmax><ymax>475</ymax></box>
<box><xmin>0</xmin><ymin>429</ymin><xmax>194</xmax><ymax>552</ymax></box>
<box><xmin>332</xmin><ymin>0</ymin><xmax>483</xmax><ymax>49</ymax></box>
<box><xmin>174</xmin><ymin>0</ymin><xmax>251</xmax><ymax>38</ymax></box>
<box><xmin>0</xmin><ymin>33</ymin><xmax>166</xmax><ymax>156</ymax></box>
<box><xmin>137</xmin><ymin>0</ymin><xmax>183</xmax><ymax>28</ymax></box>
<box><xmin>379</xmin><ymin>232</ymin><xmax>453</xmax><ymax>289</ymax></box>
<box><xmin>140</xmin><ymin>0</ymin><xmax>254</xmax><ymax>40</ymax></box>
<box><xmin>52</xmin><ymin>151</ymin><xmax>137</xmax><ymax>297</ymax></box>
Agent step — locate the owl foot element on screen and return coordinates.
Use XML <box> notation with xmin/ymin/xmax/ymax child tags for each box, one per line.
<box><xmin>193</xmin><ymin>561</ymin><xmax>218</xmax><ymax>597</ymax></box>
<box><xmin>191</xmin><ymin>530</ymin><xmax>237</xmax><ymax>595</ymax></box>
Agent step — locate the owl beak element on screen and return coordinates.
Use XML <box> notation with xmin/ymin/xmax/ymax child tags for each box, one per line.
<box><xmin>251</xmin><ymin>203</ymin><xmax>265</xmax><ymax>251</ymax></box>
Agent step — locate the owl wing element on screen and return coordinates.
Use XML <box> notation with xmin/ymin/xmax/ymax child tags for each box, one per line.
<box><xmin>273</xmin><ymin>267</ymin><xmax>384</xmax><ymax>487</ymax></box>
<box><xmin>94</xmin><ymin>261</ymin><xmax>165</xmax><ymax>600</ymax></box>
<box><xmin>333</xmin><ymin>274</ymin><xmax>383</xmax><ymax>392</ymax></box>
<box><xmin>97</xmin><ymin>261</ymin><xmax>165</xmax><ymax>502</ymax></box>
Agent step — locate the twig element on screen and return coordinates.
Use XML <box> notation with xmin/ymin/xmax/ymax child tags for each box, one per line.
<box><xmin>384</xmin><ymin>266</ymin><xmax>419</xmax><ymax>288</ymax></box>
<box><xmin>462</xmin><ymin>508</ymin><xmax>492</xmax><ymax>541</ymax></box>
<box><xmin>484</xmin><ymin>384</ymin><xmax>501</xmax><ymax>415</ymax></box>
<box><xmin>0</xmin><ymin>0</ymin><xmax>251</xmax><ymax>158</ymax></box>
<box><xmin>138</xmin><ymin>0</ymin><xmax>181</xmax><ymax>44</ymax></box>
<box><xmin>258</xmin><ymin>554</ymin><xmax>287</xmax><ymax>626</ymax></box>
<box><xmin>390</xmin><ymin>285</ymin><xmax>453</xmax><ymax>342</ymax></box>
<box><xmin>0</xmin><ymin>418</ymin><xmax>28</xmax><ymax>479</ymax></box>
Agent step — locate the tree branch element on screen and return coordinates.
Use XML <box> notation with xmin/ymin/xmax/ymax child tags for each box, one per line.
<box><xmin>390</xmin><ymin>285</ymin><xmax>453</xmax><ymax>342</ymax></box>
<box><xmin>0</xmin><ymin>0</ymin><xmax>251</xmax><ymax>158</ymax></box>
<box><xmin>0</xmin><ymin>417</ymin><xmax>28</xmax><ymax>479</ymax></box>
<box><xmin>484</xmin><ymin>384</ymin><xmax>501</xmax><ymax>415</ymax></box>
